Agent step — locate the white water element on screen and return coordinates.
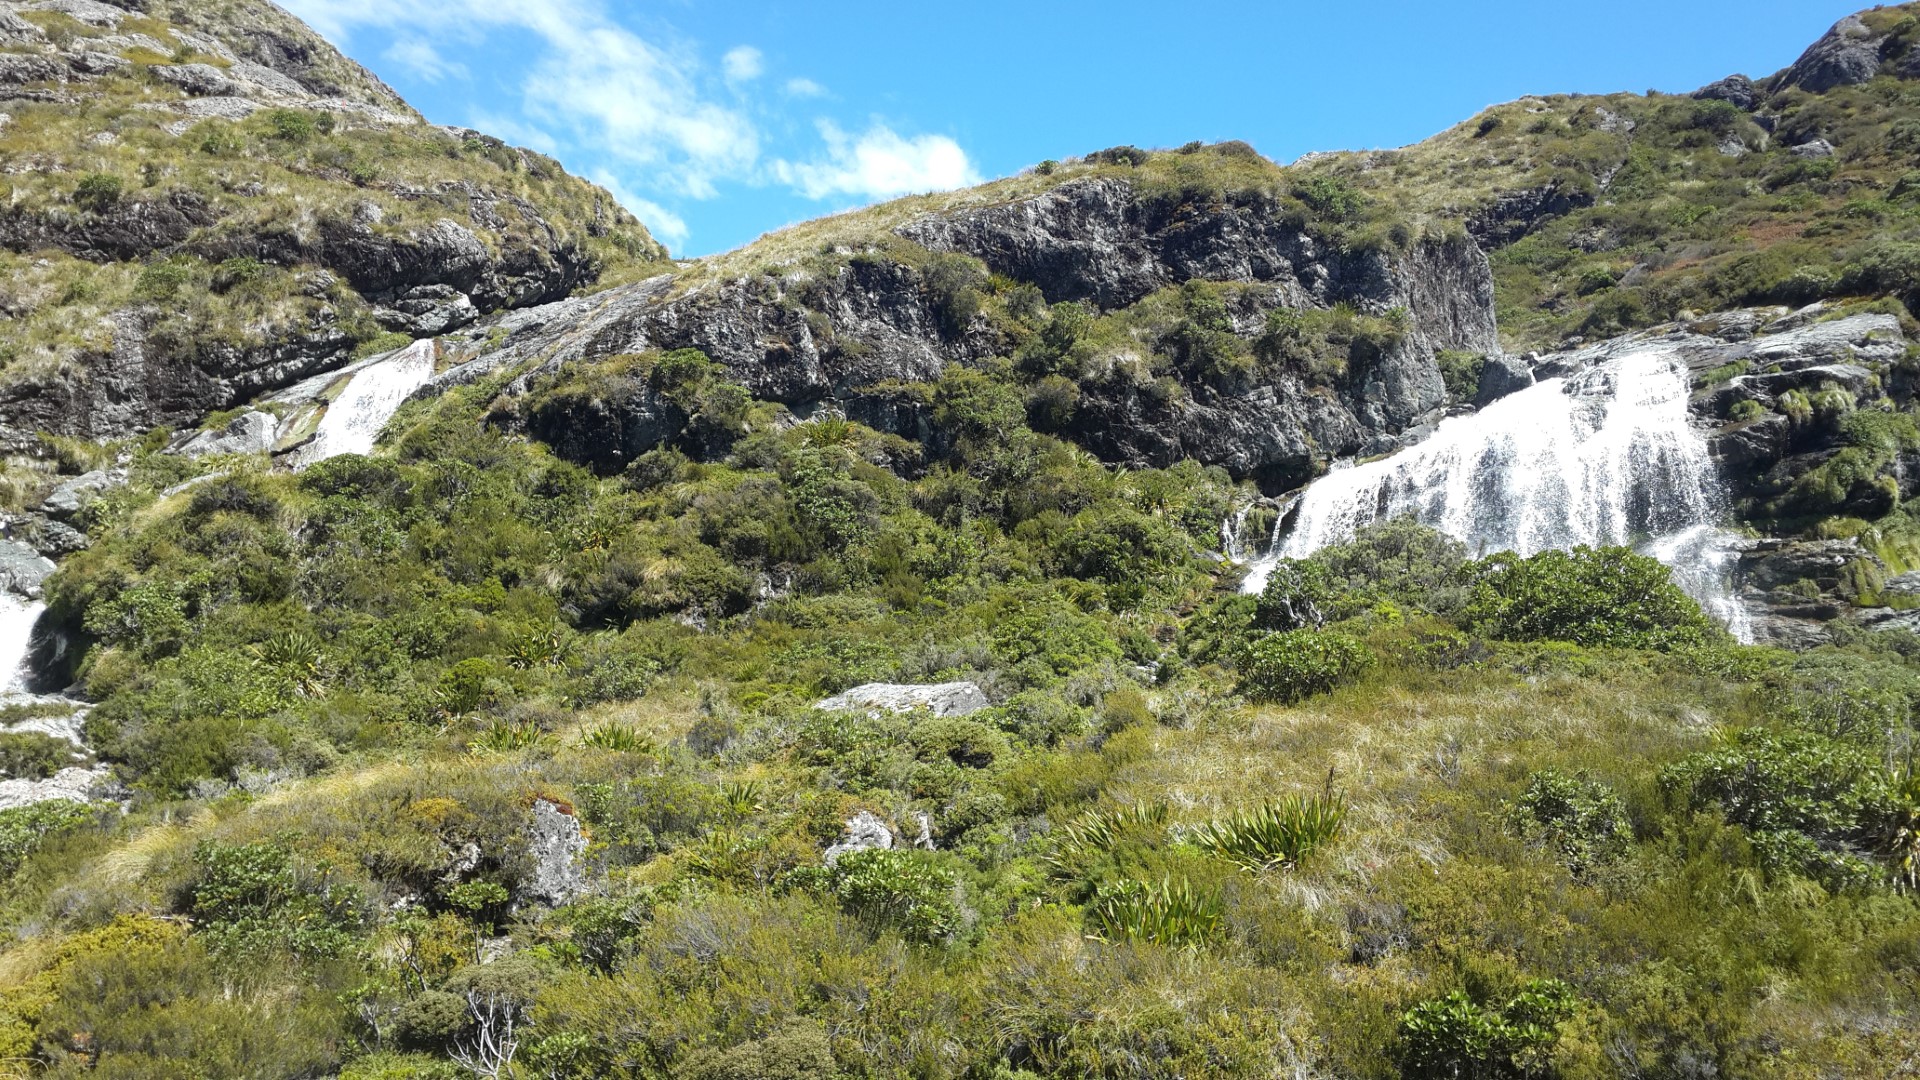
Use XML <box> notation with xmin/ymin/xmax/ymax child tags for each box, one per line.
<box><xmin>293</xmin><ymin>339</ymin><xmax>435</xmax><ymax>469</ymax></box>
<box><xmin>0</xmin><ymin>594</ymin><xmax>42</xmax><ymax>695</ymax></box>
<box><xmin>1241</xmin><ymin>351</ymin><xmax>1752</xmax><ymax>641</ymax></box>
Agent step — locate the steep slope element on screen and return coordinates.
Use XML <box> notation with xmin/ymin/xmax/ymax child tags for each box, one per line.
<box><xmin>404</xmin><ymin>145</ymin><xmax>1501</xmax><ymax>493</ymax></box>
<box><xmin>0</xmin><ymin>0</ymin><xmax>666</xmax><ymax>451</ymax></box>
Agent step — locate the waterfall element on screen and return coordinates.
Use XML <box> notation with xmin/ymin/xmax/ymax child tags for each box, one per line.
<box><xmin>1241</xmin><ymin>351</ymin><xmax>1752</xmax><ymax>641</ymax></box>
<box><xmin>0</xmin><ymin>594</ymin><xmax>42</xmax><ymax>695</ymax></box>
<box><xmin>292</xmin><ymin>340</ymin><xmax>435</xmax><ymax>469</ymax></box>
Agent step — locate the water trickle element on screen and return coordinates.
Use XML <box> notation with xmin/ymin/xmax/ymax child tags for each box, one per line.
<box><xmin>1241</xmin><ymin>351</ymin><xmax>1752</xmax><ymax>640</ymax></box>
<box><xmin>293</xmin><ymin>340</ymin><xmax>435</xmax><ymax>469</ymax></box>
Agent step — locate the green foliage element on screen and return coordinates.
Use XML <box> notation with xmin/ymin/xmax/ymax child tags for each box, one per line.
<box><xmin>579</xmin><ymin>722</ymin><xmax>653</xmax><ymax>753</ymax></box>
<box><xmin>1508</xmin><ymin>769</ymin><xmax>1631</xmax><ymax>876</ymax></box>
<box><xmin>0</xmin><ymin>800</ymin><xmax>97</xmax><ymax>878</ymax></box>
<box><xmin>805</xmin><ymin>848</ymin><xmax>959</xmax><ymax>944</ymax></box>
<box><xmin>0</xmin><ymin>731</ymin><xmax>77</xmax><ymax>780</ymax></box>
<box><xmin>1252</xmin><ymin>559</ymin><xmax>1333</xmax><ymax>630</ymax></box>
<box><xmin>677</xmin><ymin>1021</ymin><xmax>838</xmax><ymax>1080</ymax></box>
<box><xmin>1396</xmin><ymin>980</ymin><xmax>1578</xmax><ymax>1080</ymax></box>
<box><xmin>71</xmin><ymin>171</ymin><xmax>123</xmax><ymax>211</ymax></box>
<box><xmin>1192</xmin><ymin>793</ymin><xmax>1346</xmax><ymax>872</ymax></box>
<box><xmin>1437</xmin><ymin>349</ymin><xmax>1486</xmax><ymax>402</ymax></box>
<box><xmin>1237</xmin><ymin>629</ymin><xmax>1373</xmax><ymax>703</ymax></box>
<box><xmin>190</xmin><ymin>840</ymin><xmax>361</xmax><ymax>959</ymax></box>
<box><xmin>1465</xmin><ymin>545</ymin><xmax>1715</xmax><ymax>650</ymax></box>
<box><xmin>1088</xmin><ymin>875</ymin><xmax>1223</xmax><ymax>947</ymax></box>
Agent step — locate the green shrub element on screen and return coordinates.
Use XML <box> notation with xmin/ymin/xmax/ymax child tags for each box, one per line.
<box><xmin>1728</xmin><ymin>398</ymin><xmax>1766</xmax><ymax>423</ymax></box>
<box><xmin>134</xmin><ymin>257</ymin><xmax>193</xmax><ymax>300</ymax></box>
<box><xmin>1437</xmin><ymin>349</ymin><xmax>1486</xmax><ymax>402</ymax></box>
<box><xmin>190</xmin><ymin>840</ymin><xmax>361</xmax><ymax>959</ymax></box>
<box><xmin>1464</xmin><ymin>545</ymin><xmax>1714</xmax><ymax>650</ymax></box>
<box><xmin>677</xmin><ymin>1020</ymin><xmax>837</xmax><ymax>1080</ymax></box>
<box><xmin>1396</xmin><ymin>980</ymin><xmax>1578</xmax><ymax>1080</ymax></box>
<box><xmin>0</xmin><ymin>800</ymin><xmax>98</xmax><ymax>877</ymax></box>
<box><xmin>1253</xmin><ymin>559</ymin><xmax>1334</xmax><ymax>630</ymax></box>
<box><xmin>71</xmin><ymin>172</ymin><xmax>123</xmax><ymax>211</ymax></box>
<box><xmin>1508</xmin><ymin>769</ymin><xmax>1631</xmax><ymax>876</ymax></box>
<box><xmin>0</xmin><ymin>731</ymin><xmax>76</xmax><ymax>779</ymax></box>
<box><xmin>1192</xmin><ymin>793</ymin><xmax>1346</xmax><ymax>872</ymax></box>
<box><xmin>1237</xmin><ymin>630</ymin><xmax>1373</xmax><ymax>703</ymax></box>
<box><xmin>808</xmin><ymin>848</ymin><xmax>959</xmax><ymax>944</ymax></box>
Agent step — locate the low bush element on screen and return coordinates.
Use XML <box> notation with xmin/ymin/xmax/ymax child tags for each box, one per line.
<box><xmin>1508</xmin><ymin>769</ymin><xmax>1631</xmax><ymax>876</ymax></box>
<box><xmin>1236</xmin><ymin>630</ymin><xmax>1373</xmax><ymax>703</ymax></box>
<box><xmin>1464</xmin><ymin>545</ymin><xmax>1715</xmax><ymax>650</ymax></box>
<box><xmin>1396</xmin><ymin>980</ymin><xmax>1578</xmax><ymax>1080</ymax></box>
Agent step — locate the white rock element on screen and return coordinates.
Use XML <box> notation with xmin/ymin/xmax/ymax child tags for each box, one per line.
<box><xmin>522</xmin><ymin>798</ymin><xmax>587</xmax><ymax>905</ymax></box>
<box><xmin>171</xmin><ymin>411</ymin><xmax>280</xmax><ymax>459</ymax></box>
<box><xmin>824</xmin><ymin>810</ymin><xmax>892</xmax><ymax>864</ymax></box>
<box><xmin>815</xmin><ymin>681</ymin><xmax>989</xmax><ymax>718</ymax></box>
<box><xmin>0</xmin><ymin>765</ymin><xmax>104</xmax><ymax>811</ymax></box>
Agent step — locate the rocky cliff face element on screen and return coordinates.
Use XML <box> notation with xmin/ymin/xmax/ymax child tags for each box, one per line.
<box><xmin>451</xmin><ymin>167</ymin><xmax>1498</xmax><ymax>489</ymax></box>
<box><xmin>0</xmin><ymin>0</ymin><xmax>664</xmax><ymax>450</ymax></box>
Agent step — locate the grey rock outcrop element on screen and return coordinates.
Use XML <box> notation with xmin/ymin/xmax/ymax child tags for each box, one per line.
<box><xmin>823</xmin><ymin>810</ymin><xmax>893</xmax><ymax>865</ymax></box>
<box><xmin>1473</xmin><ymin>353</ymin><xmax>1534</xmax><ymax>407</ymax></box>
<box><xmin>522</xmin><ymin>798</ymin><xmax>587</xmax><ymax>906</ymax></box>
<box><xmin>0</xmin><ymin>538</ymin><xmax>54</xmax><ymax>599</ymax></box>
<box><xmin>1694</xmin><ymin>74</ymin><xmax>1758</xmax><ymax>110</ymax></box>
<box><xmin>488</xmin><ymin>176</ymin><xmax>1497</xmax><ymax>490</ymax></box>
<box><xmin>0</xmin><ymin>765</ymin><xmax>104</xmax><ymax>811</ymax></box>
<box><xmin>170</xmin><ymin>410</ymin><xmax>279</xmax><ymax>458</ymax></box>
<box><xmin>816</xmin><ymin>681</ymin><xmax>990</xmax><ymax>718</ymax></box>
<box><xmin>1775</xmin><ymin>13</ymin><xmax>1894</xmax><ymax>94</ymax></box>
<box><xmin>39</xmin><ymin>468</ymin><xmax>125</xmax><ymax>520</ymax></box>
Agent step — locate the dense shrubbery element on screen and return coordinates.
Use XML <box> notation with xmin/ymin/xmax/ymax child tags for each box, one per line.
<box><xmin>1237</xmin><ymin>629</ymin><xmax>1373</xmax><ymax>703</ymax></box>
<box><xmin>1464</xmin><ymin>545</ymin><xmax>1717</xmax><ymax>649</ymax></box>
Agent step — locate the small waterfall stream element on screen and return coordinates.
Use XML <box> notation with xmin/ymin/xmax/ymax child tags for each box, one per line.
<box><xmin>1240</xmin><ymin>351</ymin><xmax>1752</xmax><ymax>640</ymax></box>
<box><xmin>292</xmin><ymin>339</ymin><xmax>435</xmax><ymax>469</ymax></box>
<box><xmin>0</xmin><ymin>594</ymin><xmax>43</xmax><ymax>696</ymax></box>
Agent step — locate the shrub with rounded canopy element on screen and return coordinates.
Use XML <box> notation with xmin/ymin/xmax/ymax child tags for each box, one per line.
<box><xmin>1464</xmin><ymin>545</ymin><xmax>1715</xmax><ymax>650</ymax></box>
<box><xmin>1237</xmin><ymin>629</ymin><xmax>1373</xmax><ymax>703</ymax></box>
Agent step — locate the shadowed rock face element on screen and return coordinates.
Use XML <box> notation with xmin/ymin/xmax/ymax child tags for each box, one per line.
<box><xmin>479</xmin><ymin>177</ymin><xmax>1500</xmax><ymax>491</ymax></box>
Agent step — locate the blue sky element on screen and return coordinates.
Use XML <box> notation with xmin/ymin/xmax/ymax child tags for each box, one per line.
<box><xmin>280</xmin><ymin>0</ymin><xmax>1866</xmax><ymax>257</ymax></box>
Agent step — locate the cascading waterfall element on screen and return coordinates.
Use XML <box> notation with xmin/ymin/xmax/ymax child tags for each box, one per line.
<box><xmin>293</xmin><ymin>339</ymin><xmax>436</xmax><ymax>469</ymax></box>
<box><xmin>0</xmin><ymin>594</ymin><xmax>43</xmax><ymax>695</ymax></box>
<box><xmin>1239</xmin><ymin>350</ymin><xmax>1753</xmax><ymax>641</ymax></box>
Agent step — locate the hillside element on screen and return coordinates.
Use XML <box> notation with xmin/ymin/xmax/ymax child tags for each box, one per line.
<box><xmin>0</xmin><ymin>5</ymin><xmax>1918</xmax><ymax>1080</ymax></box>
<box><xmin>0</xmin><ymin>0</ymin><xmax>666</xmax><ymax>456</ymax></box>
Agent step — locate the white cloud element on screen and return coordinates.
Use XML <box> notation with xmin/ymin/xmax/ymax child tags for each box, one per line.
<box><xmin>591</xmin><ymin>168</ymin><xmax>689</xmax><ymax>250</ymax></box>
<box><xmin>775</xmin><ymin>121</ymin><xmax>980</xmax><ymax>201</ymax></box>
<box><xmin>722</xmin><ymin>46</ymin><xmax>763</xmax><ymax>84</ymax></box>
<box><xmin>783</xmin><ymin>76</ymin><xmax>826</xmax><ymax>98</ymax></box>
<box><xmin>383</xmin><ymin>38</ymin><xmax>465</xmax><ymax>82</ymax></box>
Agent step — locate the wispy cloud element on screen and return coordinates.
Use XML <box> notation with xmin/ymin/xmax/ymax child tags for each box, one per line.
<box><xmin>722</xmin><ymin>46</ymin><xmax>763</xmax><ymax>84</ymax></box>
<box><xmin>591</xmin><ymin>168</ymin><xmax>689</xmax><ymax>250</ymax></box>
<box><xmin>775</xmin><ymin>120</ymin><xmax>980</xmax><ymax>201</ymax></box>
<box><xmin>382</xmin><ymin>38</ymin><xmax>464</xmax><ymax>83</ymax></box>
<box><xmin>281</xmin><ymin>0</ymin><xmax>980</xmax><ymax>248</ymax></box>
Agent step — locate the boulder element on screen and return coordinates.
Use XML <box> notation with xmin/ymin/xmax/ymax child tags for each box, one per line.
<box><xmin>0</xmin><ymin>539</ymin><xmax>55</xmax><ymax>600</ymax></box>
<box><xmin>1776</xmin><ymin>13</ymin><xmax>1886</xmax><ymax>94</ymax></box>
<box><xmin>824</xmin><ymin>811</ymin><xmax>893</xmax><ymax>865</ymax></box>
<box><xmin>1693</xmin><ymin>74</ymin><xmax>1758</xmax><ymax>110</ymax></box>
<box><xmin>39</xmin><ymin>469</ymin><xmax>125</xmax><ymax>520</ymax></box>
<box><xmin>816</xmin><ymin>681</ymin><xmax>990</xmax><ymax>718</ymax></box>
<box><xmin>1473</xmin><ymin>353</ymin><xmax>1534</xmax><ymax>407</ymax></box>
<box><xmin>0</xmin><ymin>766</ymin><xmax>104</xmax><ymax>812</ymax></box>
<box><xmin>171</xmin><ymin>410</ymin><xmax>280</xmax><ymax>458</ymax></box>
<box><xmin>521</xmin><ymin>798</ymin><xmax>587</xmax><ymax>906</ymax></box>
